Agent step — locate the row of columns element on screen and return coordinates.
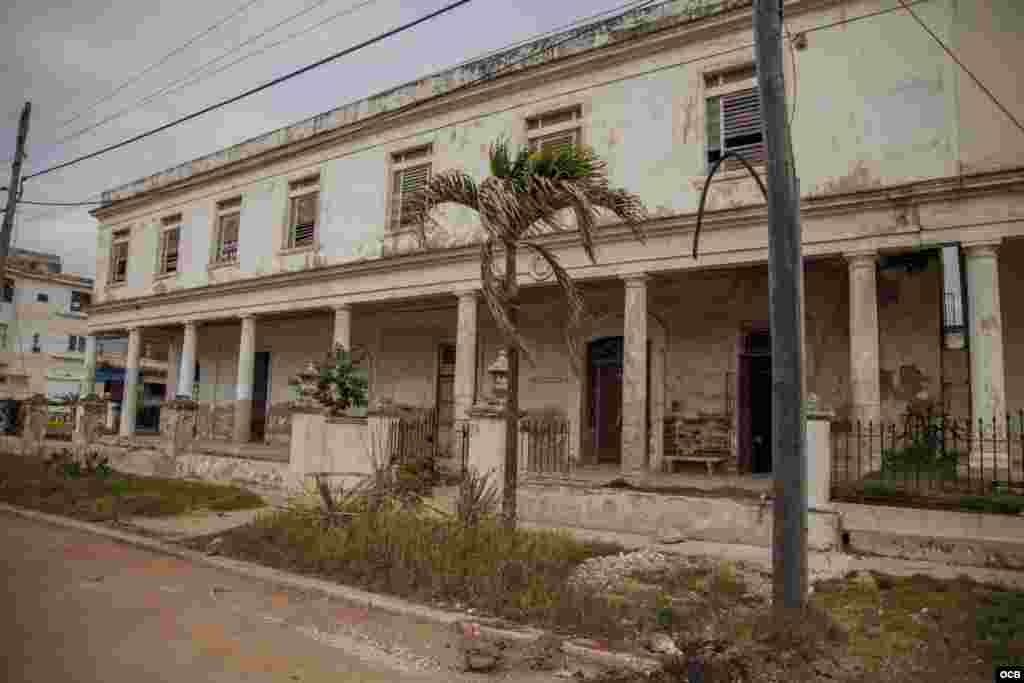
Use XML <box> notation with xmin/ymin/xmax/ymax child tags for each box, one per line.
<box><xmin>79</xmin><ymin>240</ymin><xmax>1005</xmax><ymax>457</ymax></box>
<box><xmin>846</xmin><ymin>242</ymin><xmax>1006</xmax><ymax>432</ymax></box>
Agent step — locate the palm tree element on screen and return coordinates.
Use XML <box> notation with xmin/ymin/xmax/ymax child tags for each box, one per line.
<box><xmin>412</xmin><ymin>138</ymin><xmax>647</xmax><ymax>529</ymax></box>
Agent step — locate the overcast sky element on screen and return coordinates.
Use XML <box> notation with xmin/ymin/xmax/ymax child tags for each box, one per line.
<box><xmin>0</xmin><ymin>0</ymin><xmax>644</xmax><ymax>278</ymax></box>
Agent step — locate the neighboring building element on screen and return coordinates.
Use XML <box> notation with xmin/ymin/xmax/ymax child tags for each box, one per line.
<box><xmin>86</xmin><ymin>0</ymin><xmax>1024</xmax><ymax>476</ymax></box>
<box><xmin>0</xmin><ymin>248</ymin><xmax>94</xmax><ymax>400</ymax></box>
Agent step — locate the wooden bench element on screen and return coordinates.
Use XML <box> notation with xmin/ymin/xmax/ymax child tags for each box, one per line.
<box><xmin>663</xmin><ymin>453</ymin><xmax>728</xmax><ymax>475</ymax></box>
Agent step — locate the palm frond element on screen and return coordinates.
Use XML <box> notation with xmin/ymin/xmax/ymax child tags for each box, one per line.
<box><xmin>523</xmin><ymin>241</ymin><xmax>586</xmax><ymax>377</ymax></box>
<box><xmin>408</xmin><ymin>169</ymin><xmax>481</xmax><ymax>247</ymax></box>
<box><xmin>480</xmin><ymin>241</ymin><xmax>535</xmax><ymax>368</ymax></box>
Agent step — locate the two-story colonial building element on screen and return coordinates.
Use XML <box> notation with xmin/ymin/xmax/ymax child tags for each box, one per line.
<box><xmin>86</xmin><ymin>0</ymin><xmax>1024</xmax><ymax>479</ymax></box>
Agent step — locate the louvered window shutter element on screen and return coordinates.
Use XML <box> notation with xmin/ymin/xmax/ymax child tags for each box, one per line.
<box><xmin>219</xmin><ymin>213</ymin><xmax>240</xmax><ymax>261</ymax></box>
<box><xmin>162</xmin><ymin>229</ymin><xmax>179</xmax><ymax>273</ymax></box>
<box><xmin>290</xmin><ymin>192</ymin><xmax>318</xmax><ymax>247</ymax></box>
<box><xmin>396</xmin><ymin>163</ymin><xmax>431</xmax><ymax>228</ymax></box>
<box><xmin>529</xmin><ymin>129</ymin><xmax>578</xmax><ymax>155</ymax></box>
<box><xmin>720</xmin><ymin>87</ymin><xmax>765</xmax><ymax>165</ymax></box>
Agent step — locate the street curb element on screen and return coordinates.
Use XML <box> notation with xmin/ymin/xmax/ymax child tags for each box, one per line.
<box><xmin>0</xmin><ymin>502</ymin><xmax>662</xmax><ymax>674</ymax></box>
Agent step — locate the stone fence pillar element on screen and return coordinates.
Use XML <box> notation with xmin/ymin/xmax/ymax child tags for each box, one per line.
<box><xmin>467</xmin><ymin>400</ymin><xmax>518</xmax><ymax>501</ymax></box>
<box><xmin>21</xmin><ymin>394</ymin><xmax>50</xmax><ymax>458</ymax></box>
<box><xmin>806</xmin><ymin>406</ymin><xmax>836</xmax><ymax>510</ymax></box>
<box><xmin>160</xmin><ymin>399</ymin><xmax>198</xmax><ymax>458</ymax></box>
<box><xmin>74</xmin><ymin>397</ymin><xmax>108</xmax><ymax>459</ymax></box>
<box><xmin>289</xmin><ymin>408</ymin><xmax>327</xmax><ymax>481</ymax></box>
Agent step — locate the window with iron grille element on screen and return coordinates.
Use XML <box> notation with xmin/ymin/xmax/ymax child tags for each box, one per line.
<box><xmin>36</xmin><ymin>292</ymin><xmax>48</xmax><ymax>303</ymax></box>
<box><xmin>215</xmin><ymin>197</ymin><xmax>241</xmax><ymax>263</ymax></box>
<box><xmin>70</xmin><ymin>290</ymin><xmax>90</xmax><ymax>313</ymax></box>
<box><xmin>705</xmin><ymin>65</ymin><xmax>764</xmax><ymax>171</ymax></box>
<box><xmin>2</xmin><ymin>279</ymin><xmax>13</xmax><ymax>303</ymax></box>
<box><xmin>110</xmin><ymin>229</ymin><xmax>130</xmax><ymax>283</ymax></box>
<box><xmin>287</xmin><ymin>176</ymin><xmax>319</xmax><ymax>249</ymax></box>
<box><xmin>389</xmin><ymin>148</ymin><xmax>432</xmax><ymax>230</ymax></box>
<box><xmin>31</xmin><ymin>333</ymin><xmax>40</xmax><ymax>353</ymax></box>
<box><xmin>526</xmin><ymin>105</ymin><xmax>582</xmax><ymax>156</ymax></box>
<box><xmin>159</xmin><ymin>215</ymin><xmax>181</xmax><ymax>275</ymax></box>
<box><xmin>0</xmin><ymin>323</ymin><xmax>7</xmax><ymax>350</ymax></box>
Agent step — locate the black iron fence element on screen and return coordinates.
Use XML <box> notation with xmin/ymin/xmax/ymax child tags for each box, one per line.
<box><xmin>832</xmin><ymin>410</ymin><xmax>1024</xmax><ymax>507</ymax></box>
<box><xmin>456</xmin><ymin>420</ymin><xmax>471</xmax><ymax>477</ymax></box>
<box><xmin>384</xmin><ymin>408</ymin><xmax>439</xmax><ymax>467</ymax></box>
<box><xmin>519</xmin><ymin>416</ymin><xmax>573</xmax><ymax>478</ymax></box>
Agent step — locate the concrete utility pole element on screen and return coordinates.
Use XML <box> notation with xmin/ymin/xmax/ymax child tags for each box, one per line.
<box><xmin>753</xmin><ymin>0</ymin><xmax>807</xmax><ymax>610</ymax></box>
<box><xmin>0</xmin><ymin>102</ymin><xmax>31</xmax><ymax>285</ymax></box>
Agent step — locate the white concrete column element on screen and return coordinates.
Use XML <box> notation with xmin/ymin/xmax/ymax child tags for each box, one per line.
<box><xmin>119</xmin><ymin>327</ymin><xmax>142</xmax><ymax>436</ymax></box>
<box><xmin>846</xmin><ymin>252</ymin><xmax>881</xmax><ymax>425</ymax></box>
<box><xmin>333</xmin><ymin>305</ymin><xmax>352</xmax><ymax>351</ymax></box>
<box><xmin>454</xmin><ymin>290</ymin><xmax>479</xmax><ymax>423</ymax></box>
<box><xmin>177</xmin><ymin>321</ymin><xmax>198</xmax><ymax>399</ymax></box>
<box><xmin>621</xmin><ymin>274</ymin><xmax>649</xmax><ymax>479</ymax></box>
<box><xmin>165</xmin><ymin>339</ymin><xmax>180</xmax><ymax>401</ymax></box>
<box><xmin>81</xmin><ymin>335</ymin><xmax>98</xmax><ymax>398</ymax></box>
<box><xmin>233</xmin><ymin>314</ymin><xmax>256</xmax><ymax>443</ymax></box>
<box><xmin>806</xmin><ymin>406</ymin><xmax>835</xmax><ymax>510</ymax></box>
<box><xmin>965</xmin><ymin>242</ymin><xmax>1007</xmax><ymax>438</ymax></box>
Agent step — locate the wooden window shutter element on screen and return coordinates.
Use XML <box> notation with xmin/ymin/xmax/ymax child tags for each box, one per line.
<box><xmin>112</xmin><ymin>242</ymin><xmax>129</xmax><ymax>281</ymax></box>
<box><xmin>290</xmin><ymin>192</ymin><xmax>318</xmax><ymax>247</ymax></box>
<box><xmin>529</xmin><ymin>128</ymin><xmax>578</xmax><ymax>155</ymax></box>
<box><xmin>394</xmin><ymin>163</ymin><xmax>430</xmax><ymax>228</ymax></box>
<box><xmin>162</xmin><ymin>228</ymin><xmax>180</xmax><ymax>273</ymax></box>
<box><xmin>720</xmin><ymin>87</ymin><xmax>765</xmax><ymax>165</ymax></box>
<box><xmin>218</xmin><ymin>212</ymin><xmax>240</xmax><ymax>261</ymax></box>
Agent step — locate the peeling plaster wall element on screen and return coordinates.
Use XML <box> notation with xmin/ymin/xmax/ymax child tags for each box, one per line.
<box><xmin>93</xmin><ymin>0</ymin><xmax>1020</xmax><ymax>304</ymax></box>
<box><xmin>877</xmin><ymin>253</ymin><xmax>943</xmax><ymax>419</ymax></box>
<box><xmin>1001</xmin><ymin>239</ymin><xmax>1024</xmax><ymax>414</ymax></box>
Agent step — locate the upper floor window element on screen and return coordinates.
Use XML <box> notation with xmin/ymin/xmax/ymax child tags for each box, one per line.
<box><xmin>158</xmin><ymin>214</ymin><xmax>181</xmax><ymax>275</ymax></box>
<box><xmin>287</xmin><ymin>175</ymin><xmax>319</xmax><ymax>249</ymax></box>
<box><xmin>0</xmin><ymin>323</ymin><xmax>6</xmax><ymax>351</ymax></box>
<box><xmin>214</xmin><ymin>197</ymin><xmax>241</xmax><ymax>264</ymax></box>
<box><xmin>2</xmin><ymin>279</ymin><xmax>13</xmax><ymax>303</ymax></box>
<box><xmin>110</xmin><ymin>228</ymin><xmax>131</xmax><ymax>284</ymax></box>
<box><xmin>389</xmin><ymin>145</ymin><xmax>432</xmax><ymax>231</ymax></box>
<box><xmin>526</xmin><ymin>105</ymin><xmax>583</xmax><ymax>155</ymax></box>
<box><xmin>67</xmin><ymin>335</ymin><xmax>86</xmax><ymax>353</ymax></box>
<box><xmin>36</xmin><ymin>292</ymin><xmax>48</xmax><ymax>303</ymax></box>
<box><xmin>704</xmin><ymin>64</ymin><xmax>765</xmax><ymax>171</ymax></box>
<box><xmin>31</xmin><ymin>333</ymin><xmax>41</xmax><ymax>353</ymax></box>
<box><xmin>70</xmin><ymin>290</ymin><xmax>91</xmax><ymax>313</ymax></box>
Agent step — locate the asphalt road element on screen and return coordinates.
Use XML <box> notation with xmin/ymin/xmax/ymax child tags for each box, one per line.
<box><xmin>0</xmin><ymin>511</ymin><xmax>567</xmax><ymax>683</ymax></box>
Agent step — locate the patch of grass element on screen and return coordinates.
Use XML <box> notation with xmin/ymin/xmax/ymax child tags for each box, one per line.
<box><xmin>205</xmin><ymin>504</ymin><xmax>629</xmax><ymax>639</ymax></box>
<box><xmin>0</xmin><ymin>453</ymin><xmax>263</xmax><ymax>521</ymax></box>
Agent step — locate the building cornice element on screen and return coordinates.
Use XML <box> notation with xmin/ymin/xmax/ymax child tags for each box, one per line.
<box><xmin>88</xmin><ymin>165</ymin><xmax>1024</xmax><ymax>318</ymax></box>
<box><xmin>6</xmin><ymin>266</ymin><xmax>94</xmax><ymax>289</ymax></box>
<box><xmin>91</xmin><ymin>0</ymin><xmax>841</xmax><ymax>220</ymax></box>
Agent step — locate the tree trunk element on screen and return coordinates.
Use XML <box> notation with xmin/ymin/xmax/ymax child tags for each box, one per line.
<box><xmin>502</xmin><ymin>243</ymin><xmax>520</xmax><ymax>531</ymax></box>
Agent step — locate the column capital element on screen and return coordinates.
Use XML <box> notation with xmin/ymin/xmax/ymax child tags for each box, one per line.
<box><xmin>183</xmin><ymin>319</ymin><xmax>200</xmax><ymax>329</ymax></box>
<box><xmin>963</xmin><ymin>241</ymin><xmax>1001</xmax><ymax>259</ymax></box>
<box><xmin>238</xmin><ymin>312</ymin><xmax>256</xmax><ymax>321</ymax></box>
<box><xmin>844</xmin><ymin>251</ymin><xmax>877</xmax><ymax>269</ymax></box>
<box><xmin>454</xmin><ymin>288</ymin><xmax>479</xmax><ymax>300</ymax></box>
<box><xmin>621</xmin><ymin>273</ymin><xmax>650</xmax><ymax>287</ymax></box>
<box><xmin>332</xmin><ymin>303</ymin><xmax>352</xmax><ymax>312</ymax></box>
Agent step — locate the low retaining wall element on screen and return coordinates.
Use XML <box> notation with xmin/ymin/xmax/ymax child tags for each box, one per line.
<box><xmin>837</xmin><ymin>502</ymin><xmax>1024</xmax><ymax>571</ymax></box>
<box><xmin>519</xmin><ymin>482</ymin><xmax>841</xmax><ymax>551</ymax></box>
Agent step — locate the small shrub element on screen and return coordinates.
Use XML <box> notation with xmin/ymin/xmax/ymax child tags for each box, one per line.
<box><xmin>456</xmin><ymin>467</ymin><xmax>499</xmax><ymax>527</ymax></box>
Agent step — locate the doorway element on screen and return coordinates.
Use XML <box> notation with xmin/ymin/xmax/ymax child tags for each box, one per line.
<box><xmin>738</xmin><ymin>330</ymin><xmax>772</xmax><ymax>474</ymax></box>
<box><xmin>435</xmin><ymin>344</ymin><xmax>456</xmax><ymax>458</ymax></box>
<box><xmin>250</xmin><ymin>351</ymin><xmax>271</xmax><ymax>441</ymax></box>
<box><xmin>589</xmin><ymin>336</ymin><xmax>623</xmax><ymax>464</ymax></box>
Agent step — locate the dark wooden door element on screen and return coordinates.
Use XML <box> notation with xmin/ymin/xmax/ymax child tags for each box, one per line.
<box><xmin>251</xmin><ymin>351</ymin><xmax>271</xmax><ymax>441</ymax></box>
<box><xmin>435</xmin><ymin>344</ymin><xmax>456</xmax><ymax>459</ymax></box>
<box><xmin>738</xmin><ymin>330</ymin><xmax>772</xmax><ymax>474</ymax></box>
<box><xmin>590</xmin><ymin>336</ymin><xmax>624</xmax><ymax>464</ymax></box>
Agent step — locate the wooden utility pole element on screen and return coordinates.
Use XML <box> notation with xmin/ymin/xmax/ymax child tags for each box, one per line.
<box><xmin>502</xmin><ymin>242</ymin><xmax>520</xmax><ymax>530</ymax></box>
<box><xmin>753</xmin><ymin>1</ymin><xmax>807</xmax><ymax>610</ymax></box>
<box><xmin>0</xmin><ymin>102</ymin><xmax>31</xmax><ymax>285</ymax></box>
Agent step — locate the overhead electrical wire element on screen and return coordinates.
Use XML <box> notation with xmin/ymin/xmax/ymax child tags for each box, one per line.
<box><xmin>46</xmin><ymin>0</ymin><xmax>371</xmax><ymax>151</ymax></box>
<box><xmin>22</xmin><ymin>0</ymin><xmax>475</xmax><ymax>182</ymax></box>
<box><xmin>53</xmin><ymin>0</ymin><xmax>267</xmax><ymax>131</ymax></box>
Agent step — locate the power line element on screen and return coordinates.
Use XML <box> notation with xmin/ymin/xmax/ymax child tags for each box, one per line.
<box><xmin>894</xmin><ymin>0</ymin><xmax>1024</xmax><ymax>138</ymax></box>
<box><xmin>47</xmin><ymin>0</ymin><xmax>640</xmax><ymax>156</ymax></box>
<box><xmin>23</xmin><ymin>0</ymin><xmax>934</xmax><ymax>203</ymax></box>
<box><xmin>47</xmin><ymin>0</ymin><xmax>357</xmax><ymax>151</ymax></box>
<box><xmin>24</xmin><ymin>0</ymin><xmax>474</xmax><ymax>182</ymax></box>
<box><xmin>53</xmin><ymin>0</ymin><xmax>266</xmax><ymax>132</ymax></box>
<box><xmin>16</xmin><ymin>198</ymin><xmax>107</xmax><ymax>207</ymax></box>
